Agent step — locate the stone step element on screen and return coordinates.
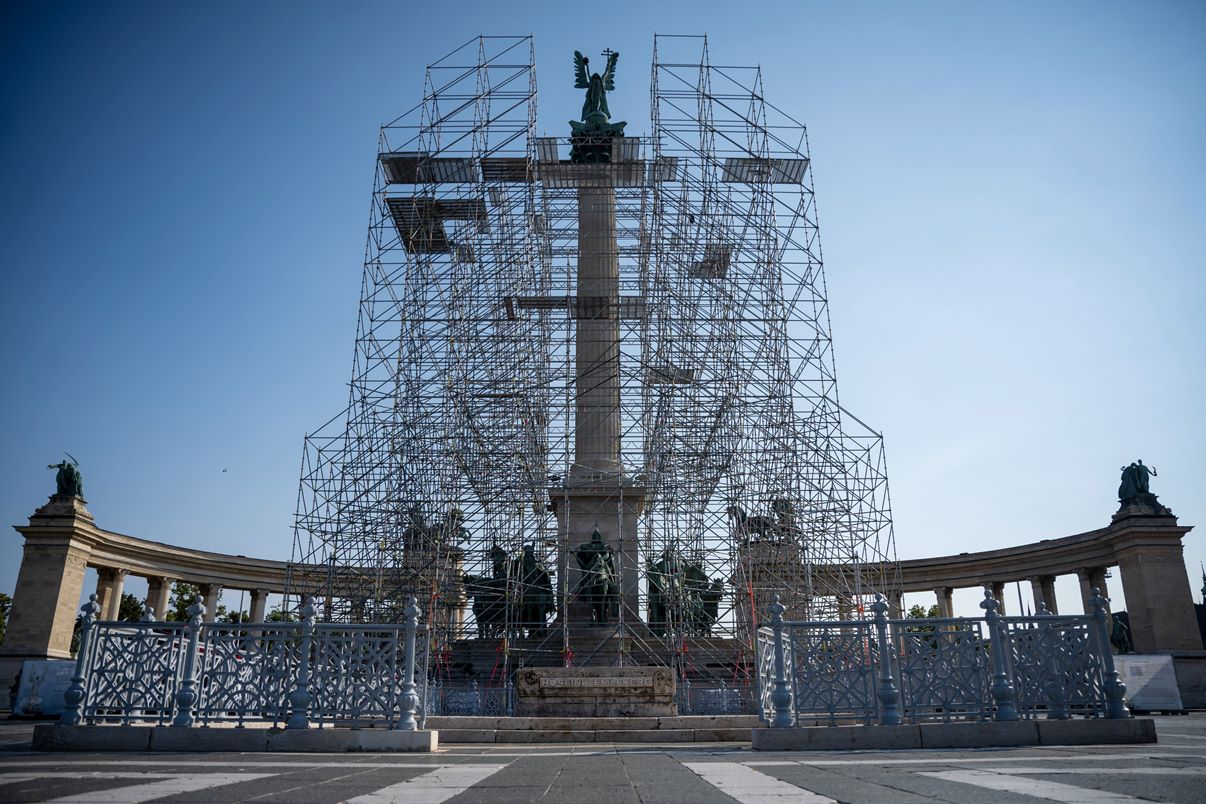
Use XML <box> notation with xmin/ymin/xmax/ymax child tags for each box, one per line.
<box><xmin>425</xmin><ymin>714</ymin><xmax>761</xmax><ymax>743</ymax></box>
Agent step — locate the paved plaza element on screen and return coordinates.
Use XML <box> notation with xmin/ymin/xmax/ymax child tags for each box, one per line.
<box><xmin>0</xmin><ymin>716</ymin><xmax>1203</xmax><ymax>803</ymax></box>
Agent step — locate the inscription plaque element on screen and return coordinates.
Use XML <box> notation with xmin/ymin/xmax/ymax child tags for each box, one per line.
<box><xmin>515</xmin><ymin>666</ymin><xmax>676</xmax><ymax>717</ymax></box>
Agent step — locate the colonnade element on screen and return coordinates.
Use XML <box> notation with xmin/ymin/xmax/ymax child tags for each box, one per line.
<box><xmin>89</xmin><ymin>566</ymin><xmax>275</xmax><ymax>623</ymax></box>
<box><xmin>2</xmin><ymin>493</ymin><xmax>1202</xmax><ymax>710</ymax></box>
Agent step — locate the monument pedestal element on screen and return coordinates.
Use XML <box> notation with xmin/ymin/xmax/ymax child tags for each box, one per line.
<box><xmin>514</xmin><ymin>666</ymin><xmax>675</xmax><ymax>717</ymax></box>
<box><xmin>552</xmin><ymin>479</ymin><xmax>646</xmax><ymax>624</ymax></box>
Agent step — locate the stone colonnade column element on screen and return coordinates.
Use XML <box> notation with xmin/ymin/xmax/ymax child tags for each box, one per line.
<box><xmin>934</xmin><ymin>586</ymin><xmax>953</xmax><ymax>618</ymax></box>
<box><xmin>1077</xmin><ymin>567</ymin><xmax>1109</xmax><ymax>614</ymax></box>
<box><xmin>200</xmin><ymin>584</ymin><xmax>222</xmax><ymax>622</ymax></box>
<box><xmin>249</xmin><ymin>588</ymin><xmax>270</xmax><ymax>622</ymax></box>
<box><xmin>95</xmin><ymin>567</ymin><xmax>127</xmax><ymax>620</ymax></box>
<box><xmin>145</xmin><ymin>576</ymin><xmax>174</xmax><ymax>620</ymax></box>
<box><xmin>990</xmin><ymin>581</ymin><xmax>1007</xmax><ymax>616</ymax></box>
<box><xmin>1029</xmin><ymin>575</ymin><xmax>1058</xmax><ymax>613</ymax></box>
<box><xmin>887</xmin><ymin>590</ymin><xmax>904</xmax><ymax>620</ymax></box>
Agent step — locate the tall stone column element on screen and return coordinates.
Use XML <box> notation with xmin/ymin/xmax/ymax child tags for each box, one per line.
<box><xmin>1029</xmin><ymin>575</ymin><xmax>1058</xmax><ymax>613</ymax></box>
<box><xmin>0</xmin><ymin>496</ymin><xmax>95</xmax><ymax>709</ymax></box>
<box><xmin>888</xmin><ymin>590</ymin><xmax>904</xmax><ymax>620</ymax></box>
<box><xmin>199</xmin><ymin>584</ymin><xmax>222</xmax><ymax>622</ymax></box>
<box><xmin>249</xmin><ymin>588</ymin><xmax>269</xmax><ymax>623</ymax></box>
<box><xmin>1077</xmin><ymin>567</ymin><xmax>1109</xmax><ymax>614</ymax></box>
<box><xmin>96</xmin><ymin>567</ymin><xmax>126</xmax><ymax>620</ymax></box>
<box><xmin>145</xmin><ymin>575</ymin><xmax>174</xmax><ymax>620</ymax></box>
<box><xmin>934</xmin><ymin>586</ymin><xmax>953</xmax><ymax>618</ymax></box>
<box><xmin>573</xmin><ymin>183</ymin><xmax>621</xmax><ymax>479</ymax></box>
<box><xmin>554</xmin><ymin>169</ymin><xmax>644</xmax><ymax>626</ymax></box>
<box><xmin>990</xmin><ymin>581</ymin><xmax>1007</xmax><ymax>615</ymax></box>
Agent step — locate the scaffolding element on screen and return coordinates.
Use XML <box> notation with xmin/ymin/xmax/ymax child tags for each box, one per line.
<box><xmin>289</xmin><ymin>34</ymin><xmax>899</xmax><ymax>684</ymax></box>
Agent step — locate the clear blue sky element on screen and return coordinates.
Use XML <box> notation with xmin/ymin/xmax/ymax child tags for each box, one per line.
<box><xmin>2</xmin><ymin>1</ymin><xmax>1204</xmax><ymax>618</ymax></box>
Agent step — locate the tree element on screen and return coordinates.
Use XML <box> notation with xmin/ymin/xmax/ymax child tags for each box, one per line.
<box><xmin>907</xmin><ymin>604</ymin><xmax>940</xmax><ymax>620</ymax></box>
<box><xmin>218</xmin><ymin>609</ymin><xmax>249</xmax><ymax>624</ymax></box>
<box><xmin>904</xmin><ymin>603</ymin><xmax>941</xmax><ymax>647</ymax></box>
<box><xmin>118</xmin><ymin>593</ymin><xmax>146</xmax><ymax>622</ymax></box>
<box><xmin>165</xmin><ymin>582</ymin><xmax>202</xmax><ymax>622</ymax></box>
<box><xmin>0</xmin><ymin>592</ymin><xmax>12</xmax><ymax>648</ymax></box>
<box><xmin>266</xmin><ymin>607</ymin><xmax>298</xmax><ymax>623</ymax></box>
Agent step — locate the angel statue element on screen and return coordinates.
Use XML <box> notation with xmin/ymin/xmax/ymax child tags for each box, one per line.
<box><xmin>569</xmin><ymin>49</ymin><xmax>626</xmax><ymax>157</ymax></box>
<box><xmin>575</xmin><ymin>50</ymin><xmax>618</xmax><ymax>125</ymax></box>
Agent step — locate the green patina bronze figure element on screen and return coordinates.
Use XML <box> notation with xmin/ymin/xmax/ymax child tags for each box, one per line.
<box><xmin>1118</xmin><ymin>459</ymin><xmax>1157</xmax><ymax>501</ymax></box>
<box><xmin>569</xmin><ymin>49</ymin><xmax>626</xmax><ymax>163</ymax></box>
<box><xmin>48</xmin><ymin>457</ymin><xmax>84</xmax><ymax>499</ymax></box>
<box><xmin>574</xmin><ymin>525</ymin><xmax>618</xmax><ymax>623</ymax></box>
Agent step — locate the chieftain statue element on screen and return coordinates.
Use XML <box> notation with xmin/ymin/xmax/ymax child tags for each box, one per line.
<box><xmin>645</xmin><ymin>548</ymin><xmax>724</xmax><ymax>637</ymax></box>
<box><xmin>574</xmin><ymin>525</ymin><xmax>619</xmax><ymax>623</ymax></box>
<box><xmin>569</xmin><ymin>49</ymin><xmax>626</xmax><ymax>163</ymax></box>
<box><xmin>48</xmin><ymin>457</ymin><xmax>84</xmax><ymax>499</ymax></box>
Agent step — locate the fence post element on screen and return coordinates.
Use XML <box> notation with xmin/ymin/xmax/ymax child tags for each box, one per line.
<box><xmin>870</xmin><ymin>594</ymin><xmax>902</xmax><ymax>725</ymax></box>
<box><xmin>1035</xmin><ymin>602</ymin><xmax>1068</xmax><ymax>720</ymax></box>
<box><xmin>1090</xmin><ymin>589</ymin><xmax>1130</xmax><ymax>719</ymax></box>
<box><xmin>60</xmin><ymin>595</ymin><xmax>102</xmax><ymax>726</ymax></box>
<box><xmin>171</xmin><ymin>598</ymin><xmax>206</xmax><ymax>728</ymax></box>
<box><xmin>980</xmin><ymin>590</ymin><xmax>1018</xmax><ymax>721</ymax></box>
<box><xmin>769</xmin><ymin>595</ymin><xmax>793</xmax><ymax>728</ymax></box>
<box><xmin>286</xmin><ymin>597</ymin><xmax>317</xmax><ymax>730</ymax></box>
<box><xmin>396</xmin><ymin>596</ymin><xmax>420</xmax><ymax>731</ymax></box>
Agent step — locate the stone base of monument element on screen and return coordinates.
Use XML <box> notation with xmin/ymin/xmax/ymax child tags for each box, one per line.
<box><xmin>429</xmin><ymin>714</ymin><xmax>759</xmax><ymax>743</ymax></box>
<box><xmin>32</xmin><ymin>724</ymin><xmax>437</xmax><ymax>753</ymax></box>
<box><xmin>752</xmin><ymin>717</ymin><xmax>1156</xmax><ymax>751</ymax></box>
<box><xmin>514</xmin><ymin>666</ymin><xmax>675</xmax><ymax>717</ymax></box>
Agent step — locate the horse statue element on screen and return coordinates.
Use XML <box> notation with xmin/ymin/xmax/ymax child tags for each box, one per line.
<box><xmin>511</xmin><ymin>544</ymin><xmax>555</xmax><ymax>637</ymax></box>
<box><xmin>726</xmin><ymin>505</ymin><xmax>778</xmax><ymax>542</ymax></box>
<box><xmin>646</xmin><ymin>550</ymin><xmax>683</xmax><ymax>638</ymax></box>
<box><xmin>462</xmin><ymin>543</ymin><xmax>509</xmax><ymax>638</ymax></box>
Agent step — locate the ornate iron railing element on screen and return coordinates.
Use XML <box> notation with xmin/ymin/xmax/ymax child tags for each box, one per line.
<box><xmin>61</xmin><ymin>595</ymin><xmax>430</xmax><ymax>731</ymax></box>
<box><xmin>757</xmin><ymin>589</ymin><xmax>1131</xmax><ymax>726</ymax></box>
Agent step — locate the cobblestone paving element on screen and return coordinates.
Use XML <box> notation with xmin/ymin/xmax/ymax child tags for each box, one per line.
<box><xmin>1</xmin><ymin>715</ymin><xmax>1203</xmax><ymax>802</ymax></box>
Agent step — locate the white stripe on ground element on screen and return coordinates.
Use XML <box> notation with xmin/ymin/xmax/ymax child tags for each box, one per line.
<box><xmin>751</xmin><ymin>753</ymin><xmax>1202</xmax><ymax>766</ymax></box>
<box><xmin>921</xmin><ymin>770</ymin><xmax>1141</xmax><ymax>801</ymax></box>
<box><xmin>345</xmin><ymin>764</ymin><xmax>508</xmax><ymax>804</ymax></box>
<box><xmin>684</xmin><ymin>762</ymin><xmax>836</xmax><ymax>803</ymax></box>
<box><xmin>974</xmin><ymin>767</ymin><xmax>1206</xmax><ymax>776</ymax></box>
<box><xmin>42</xmin><ymin>773</ymin><xmax>275</xmax><ymax>803</ymax></box>
<box><xmin>0</xmin><ymin>762</ymin><xmax>461</xmax><ymax>769</ymax></box>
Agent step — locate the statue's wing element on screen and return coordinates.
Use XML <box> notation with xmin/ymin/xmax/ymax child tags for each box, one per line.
<box><xmin>602</xmin><ymin>51</ymin><xmax>619</xmax><ymax>90</ymax></box>
<box><xmin>573</xmin><ymin>50</ymin><xmax>590</xmax><ymax>89</ymax></box>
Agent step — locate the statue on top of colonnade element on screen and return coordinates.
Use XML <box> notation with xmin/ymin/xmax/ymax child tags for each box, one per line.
<box><xmin>47</xmin><ymin>456</ymin><xmax>84</xmax><ymax>499</ymax></box>
<box><xmin>1115</xmin><ymin>458</ymin><xmax>1173</xmax><ymax>520</ymax></box>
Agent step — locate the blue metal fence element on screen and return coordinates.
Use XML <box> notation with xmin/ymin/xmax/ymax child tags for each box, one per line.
<box><xmin>60</xmin><ymin>595</ymin><xmax>429</xmax><ymax>731</ymax></box>
<box><xmin>757</xmin><ymin>589</ymin><xmax>1130</xmax><ymax>726</ymax></box>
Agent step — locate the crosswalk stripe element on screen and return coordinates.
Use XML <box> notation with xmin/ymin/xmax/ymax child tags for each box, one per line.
<box><xmin>921</xmin><ymin>770</ymin><xmax>1142</xmax><ymax>801</ymax></box>
<box><xmin>40</xmin><ymin>772</ymin><xmax>276</xmax><ymax>803</ymax></box>
<box><xmin>684</xmin><ymin>762</ymin><xmax>836</xmax><ymax>803</ymax></box>
<box><xmin>345</xmin><ymin>764</ymin><xmax>509</xmax><ymax>804</ymax></box>
<box><xmin>971</xmin><ymin>767</ymin><xmax>1206</xmax><ymax>776</ymax></box>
